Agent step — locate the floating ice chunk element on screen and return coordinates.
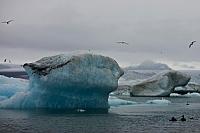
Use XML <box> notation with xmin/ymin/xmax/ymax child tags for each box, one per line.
<box><xmin>170</xmin><ymin>93</ymin><xmax>181</xmax><ymax>97</ymax></box>
<box><xmin>130</xmin><ymin>70</ymin><xmax>191</xmax><ymax>97</ymax></box>
<box><xmin>184</xmin><ymin>93</ymin><xmax>200</xmax><ymax>97</ymax></box>
<box><xmin>108</xmin><ymin>96</ymin><xmax>136</xmax><ymax>107</ymax></box>
<box><xmin>146</xmin><ymin>98</ymin><xmax>171</xmax><ymax>104</ymax></box>
<box><xmin>76</xmin><ymin>109</ymin><xmax>86</xmax><ymax>112</ymax></box>
<box><xmin>0</xmin><ymin>75</ymin><xmax>28</xmax><ymax>98</ymax></box>
<box><xmin>0</xmin><ymin>53</ymin><xmax>123</xmax><ymax>109</ymax></box>
<box><xmin>170</xmin><ymin>92</ymin><xmax>200</xmax><ymax>97</ymax></box>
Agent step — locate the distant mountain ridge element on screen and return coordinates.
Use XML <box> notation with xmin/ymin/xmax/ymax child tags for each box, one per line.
<box><xmin>0</xmin><ymin>63</ymin><xmax>28</xmax><ymax>79</ymax></box>
<box><xmin>122</xmin><ymin>60</ymin><xmax>172</xmax><ymax>81</ymax></box>
<box><xmin>0</xmin><ymin>63</ymin><xmax>23</xmax><ymax>71</ymax></box>
<box><xmin>124</xmin><ymin>60</ymin><xmax>172</xmax><ymax>71</ymax></box>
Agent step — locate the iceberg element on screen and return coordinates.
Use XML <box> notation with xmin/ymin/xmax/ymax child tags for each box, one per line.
<box><xmin>130</xmin><ymin>70</ymin><xmax>191</xmax><ymax>97</ymax></box>
<box><xmin>170</xmin><ymin>93</ymin><xmax>181</xmax><ymax>97</ymax></box>
<box><xmin>112</xmin><ymin>85</ymin><xmax>131</xmax><ymax>96</ymax></box>
<box><xmin>146</xmin><ymin>98</ymin><xmax>171</xmax><ymax>104</ymax></box>
<box><xmin>170</xmin><ymin>92</ymin><xmax>200</xmax><ymax>97</ymax></box>
<box><xmin>187</xmin><ymin>82</ymin><xmax>200</xmax><ymax>92</ymax></box>
<box><xmin>184</xmin><ymin>93</ymin><xmax>200</xmax><ymax>97</ymax></box>
<box><xmin>0</xmin><ymin>53</ymin><xmax>123</xmax><ymax>110</ymax></box>
<box><xmin>173</xmin><ymin>85</ymin><xmax>198</xmax><ymax>95</ymax></box>
<box><xmin>108</xmin><ymin>96</ymin><xmax>136</xmax><ymax>106</ymax></box>
<box><xmin>0</xmin><ymin>75</ymin><xmax>28</xmax><ymax>98</ymax></box>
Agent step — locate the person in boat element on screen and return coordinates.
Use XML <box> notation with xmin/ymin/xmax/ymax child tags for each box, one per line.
<box><xmin>180</xmin><ymin>115</ymin><xmax>186</xmax><ymax>121</ymax></box>
<box><xmin>169</xmin><ymin>117</ymin><xmax>177</xmax><ymax>121</ymax></box>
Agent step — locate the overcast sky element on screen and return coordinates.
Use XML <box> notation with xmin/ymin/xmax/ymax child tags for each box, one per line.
<box><xmin>0</xmin><ymin>0</ymin><xmax>200</xmax><ymax>69</ymax></box>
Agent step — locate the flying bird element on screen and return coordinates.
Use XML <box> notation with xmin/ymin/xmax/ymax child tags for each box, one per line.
<box><xmin>116</xmin><ymin>41</ymin><xmax>129</xmax><ymax>45</ymax></box>
<box><xmin>1</xmin><ymin>20</ymin><xmax>14</xmax><ymax>24</ymax></box>
<box><xmin>189</xmin><ymin>41</ymin><xmax>196</xmax><ymax>48</ymax></box>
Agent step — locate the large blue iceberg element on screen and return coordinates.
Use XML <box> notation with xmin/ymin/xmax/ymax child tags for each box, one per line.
<box><xmin>0</xmin><ymin>53</ymin><xmax>124</xmax><ymax>109</ymax></box>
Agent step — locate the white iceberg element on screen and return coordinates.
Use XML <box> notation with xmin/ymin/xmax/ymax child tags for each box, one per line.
<box><xmin>108</xmin><ymin>96</ymin><xmax>136</xmax><ymax>107</ymax></box>
<box><xmin>184</xmin><ymin>93</ymin><xmax>200</xmax><ymax>97</ymax></box>
<box><xmin>130</xmin><ymin>70</ymin><xmax>191</xmax><ymax>97</ymax></box>
<box><xmin>170</xmin><ymin>93</ymin><xmax>181</xmax><ymax>97</ymax></box>
<box><xmin>170</xmin><ymin>92</ymin><xmax>200</xmax><ymax>97</ymax></box>
<box><xmin>146</xmin><ymin>98</ymin><xmax>171</xmax><ymax>104</ymax></box>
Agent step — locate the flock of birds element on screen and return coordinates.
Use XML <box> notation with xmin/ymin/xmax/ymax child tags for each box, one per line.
<box><xmin>116</xmin><ymin>40</ymin><xmax>200</xmax><ymax>48</ymax></box>
<box><xmin>1</xmin><ymin>20</ymin><xmax>14</xmax><ymax>64</ymax></box>
<box><xmin>115</xmin><ymin>40</ymin><xmax>199</xmax><ymax>48</ymax></box>
<box><xmin>0</xmin><ymin>19</ymin><xmax>199</xmax><ymax>49</ymax></box>
<box><xmin>115</xmin><ymin>40</ymin><xmax>199</xmax><ymax>49</ymax></box>
<box><xmin>0</xmin><ymin>19</ymin><xmax>199</xmax><ymax>121</ymax></box>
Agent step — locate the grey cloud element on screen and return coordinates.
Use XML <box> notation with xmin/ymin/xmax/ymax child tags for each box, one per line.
<box><xmin>1</xmin><ymin>0</ymin><xmax>200</xmax><ymax>67</ymax></box>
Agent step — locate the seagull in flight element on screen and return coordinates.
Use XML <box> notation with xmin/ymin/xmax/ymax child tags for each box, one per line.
<box><xmin>116</xmin><ymin>41</ymin><xmax>129</xmax><ymax>45</ymax></box>
<box><xmin>189</xmin><ymin>41</ymin><xmax>197</xmax><ymax>48</ymax></box>
<box><xmin>1</xmin><ymin>20</ymin><xmax>14</xmax><ymax>24</ymax></box>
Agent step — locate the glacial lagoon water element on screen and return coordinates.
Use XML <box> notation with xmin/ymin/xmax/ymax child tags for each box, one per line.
<box><xmin>0</xmin><ymin>95</ymin><xmax>200</xmax><ymax>133</ymax></box>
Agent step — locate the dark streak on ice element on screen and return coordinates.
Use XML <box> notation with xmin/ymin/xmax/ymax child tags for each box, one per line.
<box><xmin>23</xmin><ymin>60</ymin><xmax>72</xmax><ymax>76</ymax></box>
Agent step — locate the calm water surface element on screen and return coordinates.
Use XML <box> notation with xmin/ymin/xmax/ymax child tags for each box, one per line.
<box><xmin>0</xmin><ymin>96</ymin><xmax>200</xmax><ymax>133</ymax></box>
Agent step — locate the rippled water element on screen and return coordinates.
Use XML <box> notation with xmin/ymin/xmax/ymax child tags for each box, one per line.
<box><xmin>0</xmin><ymin>96</ymin><xmax>200</xmax><ymax>133</ymax></box>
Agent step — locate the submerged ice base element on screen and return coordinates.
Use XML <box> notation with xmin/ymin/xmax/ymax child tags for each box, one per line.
<box><xmin>0</xmin><ymin>53</ymin><xmax>123</xmax><ymax>109</ymax></box>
